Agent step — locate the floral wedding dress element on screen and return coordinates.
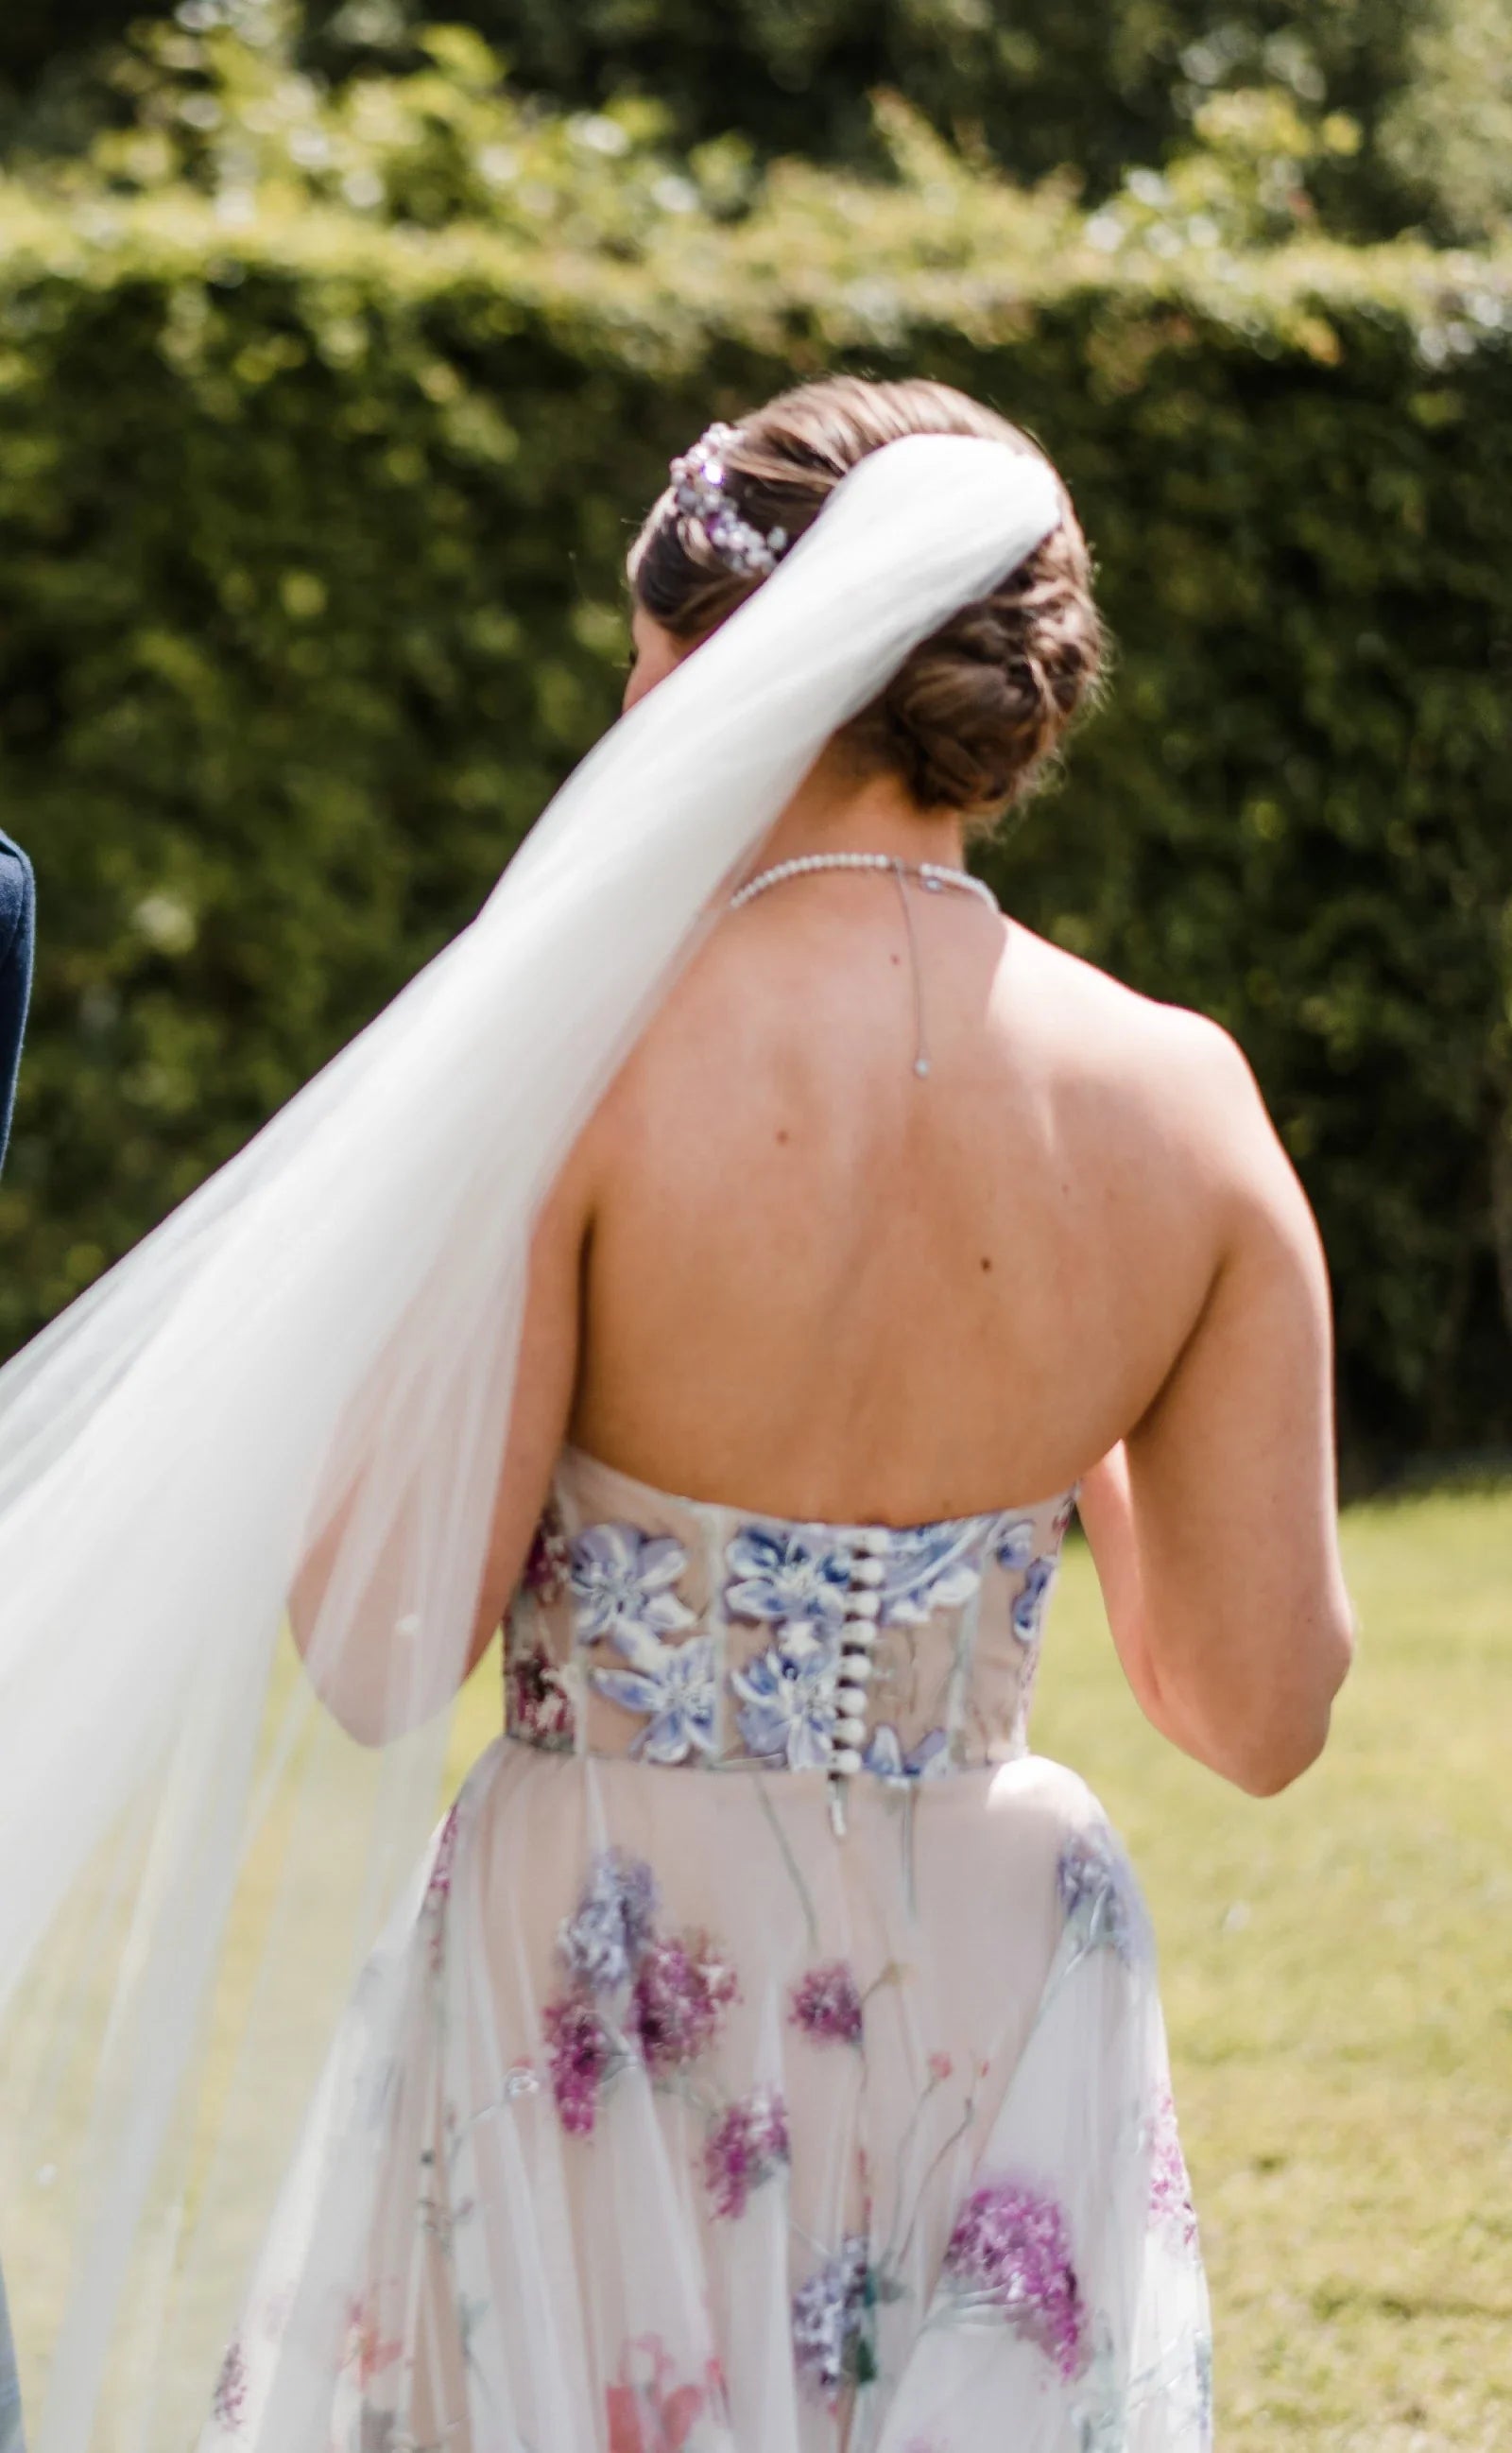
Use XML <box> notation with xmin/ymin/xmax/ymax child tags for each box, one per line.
<box><xmin>205</xmin><ymin>1443</ymin><xmax>1212</xmax><ymax>2453</ymax></box>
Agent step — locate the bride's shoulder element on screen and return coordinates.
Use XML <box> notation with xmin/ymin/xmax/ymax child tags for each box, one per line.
<box><xmin>1010</xmin><ymin>923</ymin><xmax>1242</xmax><ymax>1053</ymax></box>
<box><xmin>1007</xmin><ymin>925</ymin><xmax>1271</xmax><ymax>1143</ymax></box>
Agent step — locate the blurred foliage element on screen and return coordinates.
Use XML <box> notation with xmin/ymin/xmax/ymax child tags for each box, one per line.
<box><xmin>6</xmin><ymin>0</ymin><xmax>1512</xmax><ymax>246</ymax></box>
<box><xmin>0</xmin><ymin>15</ymin><xmax>1510</xmax><ymax>1478</ymax></box>
<box><xmin>1379</xmin><ymin>0</ymin><xmax>1512</xmax><ymax>241</ymax></box>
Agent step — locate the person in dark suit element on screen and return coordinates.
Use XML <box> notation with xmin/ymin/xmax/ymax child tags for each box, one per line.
<box><xmin>0</xmin><ymin>831</ymin><xmax>33</xmax><ymax>1173</ymax></box>
<box><xmin>0</xmin><ymin>829</ymin><xmax>30</xmax><ymax>2450</ymax></box>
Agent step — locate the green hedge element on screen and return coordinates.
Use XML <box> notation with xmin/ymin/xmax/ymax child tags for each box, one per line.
<box><xmin>11</xmin><ymin>0</ymin><xmax>1493</xmax><ymax>246</ymax></box>
<box><xmin>1</xmin><ymin>35</ymin><xmax>1510</xmax><ymax>1478</ymax></box>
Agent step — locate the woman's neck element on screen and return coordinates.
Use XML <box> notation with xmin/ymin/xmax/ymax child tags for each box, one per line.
<box><xmin>754</xmin><ymin>745</ymin><xmax>968</xmax><ymax>874</ymax></box>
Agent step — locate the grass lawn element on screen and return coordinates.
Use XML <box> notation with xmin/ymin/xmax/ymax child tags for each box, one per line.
<box><xmin>1027</xmin><ymin>1486</ymin><xmax>1512</xmax><ymax>2453</ymax></box>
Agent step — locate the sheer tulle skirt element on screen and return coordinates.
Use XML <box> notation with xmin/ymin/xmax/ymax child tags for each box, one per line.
<box><xmin>203</xmin><ymin>1741</ymin><xmax>1212</xmax><ymax>2453</ymax></box>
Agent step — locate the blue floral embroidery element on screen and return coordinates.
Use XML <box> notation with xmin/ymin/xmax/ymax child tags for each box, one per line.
<box><xmin>558</xmin><ymin>1849</ymin><xmax>659</xmax><ymax>1995</ymax></box>
<box><xmin>725</xmin><ymin>1526</ymin><xmax>853</xmax><ymax>1632</ymax></box>
<box><xmin>592</xmin><ymin>1631</ymin><xmax>719</xmax><ymax>1764</ymax></box>
<box><xmin>1013</xmin><ymin>1556</ymin><xmax>1057</xmax><ymax>1645</ymax></box>
<box><xmin>862</xmin><ymin>1723</ymin><xmax>951</xmax><ymax>1782</ymax></box>
<box><xmin>569</xmin><ymin>1523</ymin><xmax>695</xmax><ymax>1650</ymax></box>
<box><xmin>875</xmin><ymin>1520</ymin><xmax>988</xmax><ymax>1625</ymax></box>
<box><xmin>731</xmin><ymin>1624</ymin><xmax>841</xmax><ymax>1770</ymax></box>
<box><xmin>1057</xmin><ymin>1825</ymin><xmax>1148</xmax><ymax>1965</ymax></box>
<box><xmin>791</xmin><ymin>2236</ymin><xmax>875</xmax><ymax>2404</ymax></box>
<box><xmin>992</xmin><ymin>1514</ymin><xmax>1037</xmax><ymax>1573</ymax></box>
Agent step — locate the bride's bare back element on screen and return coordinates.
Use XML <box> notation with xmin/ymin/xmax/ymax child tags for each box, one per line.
<box><xmin>573</xmin><ymin>875</ymin><xmax>1242</xmax><ymax>1521</ymax></box>
<box><xmin>476</xmin><ymin>757</ymin><xmax>1353</xmax><ymax>1802</ymax></box>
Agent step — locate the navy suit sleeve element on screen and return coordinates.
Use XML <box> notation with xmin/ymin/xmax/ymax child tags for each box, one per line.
<box><xmin>0</xmin><ymin>832</ymin><xmax>35</xmax><ymax>1177</ymax></box>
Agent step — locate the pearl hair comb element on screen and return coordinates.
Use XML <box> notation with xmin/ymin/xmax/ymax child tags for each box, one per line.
<box><xmin>669</xmin><ymin>422</ymin><xmax>791</xmax><ymax>579</ymax></box>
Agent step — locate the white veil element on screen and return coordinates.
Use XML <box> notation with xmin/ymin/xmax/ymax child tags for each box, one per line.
<box><xmin>0</xmin><ymin>433</ymin><xmax>1060</xmax><ymax>2448</ymax></box>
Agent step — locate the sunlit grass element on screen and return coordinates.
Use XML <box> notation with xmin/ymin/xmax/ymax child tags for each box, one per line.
<box><xmin>1030</xmin><ymin>1487</ymin><xmax>1512</xmax><ymax>2452</ymax></box>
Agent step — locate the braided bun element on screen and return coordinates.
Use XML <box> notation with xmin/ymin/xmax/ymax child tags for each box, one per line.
<box><xmin>628</xmin><ymin>375</ymin><xmax>1104</xmax><ymax>827</ymax></box>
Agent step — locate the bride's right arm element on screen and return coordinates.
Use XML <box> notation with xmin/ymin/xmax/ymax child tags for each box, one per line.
<box><xmin>1078</xmin><ymin>1029</ymin><xmax>1356</xmax><ymax>1795</ymax></box>
<box><xmin>288</xmin><ymin>1138</ymin><xmax>596</xmax><ymax>1743</ymax></box>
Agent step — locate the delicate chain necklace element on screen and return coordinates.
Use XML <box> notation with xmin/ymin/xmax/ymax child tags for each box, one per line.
<box><xmin>727</xmin><ymin>852</ymin><xmax>1000</xmax><ymax>1080</ymax></box>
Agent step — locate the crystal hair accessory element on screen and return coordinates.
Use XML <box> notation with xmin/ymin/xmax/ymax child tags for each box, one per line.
<box><xmin>669</xmin><ymin>422</ymin><xmax>790</xmax><ymax>579</ymax></box>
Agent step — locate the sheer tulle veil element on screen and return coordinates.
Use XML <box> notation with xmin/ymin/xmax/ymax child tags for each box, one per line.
<box><xmin>0</xmin><ymin>433</ymin><xmax>1059</xmax><ymax>2446</ymax></box>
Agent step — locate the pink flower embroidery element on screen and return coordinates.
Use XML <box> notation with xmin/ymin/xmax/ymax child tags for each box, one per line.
<box><xmin>606</xmin><ymin>2336</ymin><xmax>718</xmax><ymax>2453</ymax></box>
<box><xmin>702</xmin><ymin>2085</ymin><xmax>790</xmax><ymax>2220</ymax></box>
<box><xmin>524</xmin><ymin>1503</ymin><xmax>572</xmax><ymax>1604</ymax></box>
<box><xmin>422</xmin><ymin>1803</ymin><xmax>461</xmax><ymax>1970</ymax></box>
<box><xmin>1146</xmin><ymin>2087</ymin><xmax>1199</xmax><ymax>2251</ymax></box>
<box><xmin>344</xmin><ymin>2290</ymin><xmax>404</xmax><ymax>2389</ymax></box>
<box><xmin>543</xmin><ymin>1995</ymin><xmax>615</xmax><ymax>2136</ymax></box>
<box><xmin>212</xmin><ymin>2339</ymin><xmax>248</xmax><ymax>2427</ymax></box>
<box><xmin>632</xmin><ymin>1932</ymin><xmax>738</xmax><ymax>2074</ymax></box>
<box><xmin>941</xmin><ymin>2179</ymin><xmax>1088</xmax><ymax>2381</ymax></box>
<box><xmin>788</xmin><ymin>1961</ymin><xmax>864</xmax><ymax>2047</ymax></box>
<box><xmin>424</xmin><ymin>1805</ymin><xmax>459</xmax><ymax>1914</ymax></box>
<box><xmin>507</xmin><ymin>1638</ymin><xmax>576</xmax><ymax>1750</ymax></box>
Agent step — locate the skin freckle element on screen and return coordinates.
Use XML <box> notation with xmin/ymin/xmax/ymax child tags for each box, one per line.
<box><xmin>777</xmin><ymin>1128</ymin><xmax>790</xmax><ymax>1146</ymax></box>
<box><xmin>980</xmin><ymin>1256</ymin><xmax>992</xmax><ymax>1272</ymax></box>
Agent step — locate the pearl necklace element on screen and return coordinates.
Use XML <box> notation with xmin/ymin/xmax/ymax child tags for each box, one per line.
<box><xmin>728</xmin><ymin>851</ymin><xmax>999</xmax><ymax>915</ymax></box>
<box><xmin>727</xmin><ymin>852</ymin><xmax>1000</xmax><ymax>1079</ymax></box>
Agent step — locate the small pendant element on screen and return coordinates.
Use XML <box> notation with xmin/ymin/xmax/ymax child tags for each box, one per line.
<box><xmin>913</xmin><ymin>1056</ymin><xmax>931</xmax><ymax>1080</ymax></box>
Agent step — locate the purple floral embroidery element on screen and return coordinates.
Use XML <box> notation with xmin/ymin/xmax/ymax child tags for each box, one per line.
<box><xmin>507</xmin><ymin>1637</ymin><xmax>576</xmax><ymax>1751</ymax></box>
<box><xmin>524</xmin><ymin>1502</ymin><xmax>571</xmax><ymax>1604</ymax></box>
<box><xmin>703</xmin><ymin>2085</ymin><xmax>790</xmax><ymax>2219</ymax></box>
<box><xmin>1012</xmin><ymin>1556</ymin><xmax>1057</xmax><ymax>1644</ymax></box>
<box><xmin>558</xmin><ymin>1849</ymin><xmax>660</xmax><ymax>1995</ymax></box>
<box><xmin>788</xmin><ymin>1961</ymin><xmax>864</xmax><ymax>2047</ymax></box>
<box><xmin>543</xmin><ymin>1995</ymin><xmax>616</xmax><ymax>2136</ymax></box>
<box><xmin>1057</xmin><ymin>1825</ymin><xmax>1146</xmax><ymax>1966</ymax></box>
<box><xmin>791</xmin><ymin>2235</ymin><xmax>875</xmax><ymax>2404</ymax></box>
<box><xmin>1146</xmin><ymin>2088</ymin><xmax>1199</xmax><ymax>2251</ymax></box>
<box><xmin>941</xmin><ymin>2180</ymin><xmax>1088</xmax><ymax>2381</ymax></box>
<box><xmin>632</xmin><ymin>1932</ymin><xmax>737</xmax><ymax>2074</ymax></box>
<box><xmin>546</xmin><ymin>1853</ymin><xmax>741</xmax><ymax>2136</ymax></box>
<box><xmin>213</xmin><ymin>2338</ymin><xmax>248</xmax><ymax>2427</ymax></box>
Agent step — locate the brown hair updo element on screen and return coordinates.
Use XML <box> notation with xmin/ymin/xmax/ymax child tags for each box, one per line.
<box><xmin>628</xmin><ymin>375</ymin><xmax>1104</xmax><ymax>827</ymax></box>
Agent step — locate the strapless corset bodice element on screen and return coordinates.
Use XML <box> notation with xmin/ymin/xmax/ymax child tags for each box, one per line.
<box><xmin>504</xmin><ymin>1444</ymin><xmax>1077</xmax><ymax>1778</ymax></box>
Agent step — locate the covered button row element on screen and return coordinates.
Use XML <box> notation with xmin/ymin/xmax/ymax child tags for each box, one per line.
<box><xmin>832</xmin><ymin>1528</ymin><xmax>890</xmax><ymax>1771</ymax></box>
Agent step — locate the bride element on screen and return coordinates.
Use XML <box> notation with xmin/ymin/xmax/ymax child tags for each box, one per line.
<box><xmin>0</xmin><ymin>376</ymin><xmax>1352</xmax><ymax>2452</ymax></box>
